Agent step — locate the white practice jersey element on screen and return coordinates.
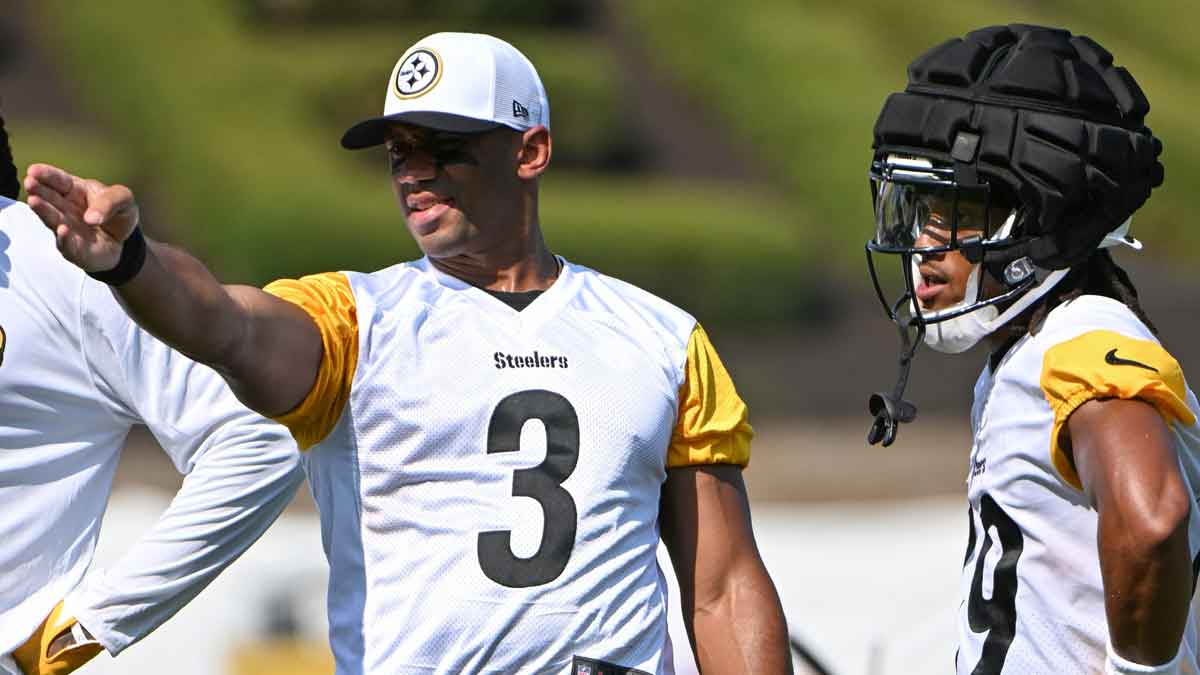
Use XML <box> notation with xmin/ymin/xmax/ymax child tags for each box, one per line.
<box><xmin>0</xmin><ymin>198</ymin><xmax>303</xmax><ymax>660</ymax></box>
<box><xmin>956</xmin><ymin>295</ymin><xmax>1200</xmax><ymax>674</ymax></box>
<box><xmin>265</xmin><ymin>258</ymin><xmax>753</xmax><ymax>675</ymax></box>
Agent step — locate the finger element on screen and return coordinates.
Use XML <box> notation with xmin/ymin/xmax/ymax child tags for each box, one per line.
<box><xmin>84</xmin><ymin>185</ymin><xmax>137</xmax><ymax>230</ymax></box>
<box><xmin>27</xmin><ymin>194</ymin><xmax>67</xmax><ymax>230</ymax></box>
<box><xmin>54</xmin><ymin>223</ymin><xmax>90</xmax><ymax>262</ymax></box>
<box><xmin>54</xmin><ymin>221</ymin><xmax>96</xmax><ymax>255</ymax></box>
<box><xmin>84</xmin><ymin>184</ymin><xmax>133</xmax><ymax>223</ymax></box>
<box><xmin>23</xmin><ymin>169</ymin><xmax>88</xmax><ymax>215</ymax></box>
<box><xmin>25</xmin><ymin>163</ymin><xmax>78</xmax><ymax>196</ymax></box>
<box><xmin>25</xmin><ymin>181</ymin><xmax>86</xmax><ymax>226</ymax></box>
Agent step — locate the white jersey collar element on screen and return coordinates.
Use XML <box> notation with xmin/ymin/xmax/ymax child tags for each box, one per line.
<box><xmin>413</xmin><ymin>255</ymin><xmax>578</xmax><ymax>331</ymax></box>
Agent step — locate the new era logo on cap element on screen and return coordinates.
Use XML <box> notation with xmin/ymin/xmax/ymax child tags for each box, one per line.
<box><xmin>341</xmin><ymin>32</ymin><xmax>550</xmax><ymax>150</ymax></box>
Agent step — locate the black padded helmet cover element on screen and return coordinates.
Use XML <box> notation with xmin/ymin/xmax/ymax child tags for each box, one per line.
<box><xmin>872</xmin><ymin>24</ymin><xmax>1163</xmax><ymax>269</ymax></box>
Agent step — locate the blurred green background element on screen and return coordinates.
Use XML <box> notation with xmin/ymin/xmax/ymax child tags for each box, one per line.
<box><xmin>4</xmin><ymin>6</ymin><xmax>1194</xmax><ymax>671</ymax></box>
<box><xmin>7</xmin><ymin>0</ymin><xmax>1196</xmax><ymax>327</ymax></box>
<box><xmin>2</xmin><ymin>0</ymin><xmax>1197</xmax><ymax>432</ymax></box>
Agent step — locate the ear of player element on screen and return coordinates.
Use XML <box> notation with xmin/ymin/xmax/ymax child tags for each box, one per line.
<box><xmin>864</xmin><ymin>24</ymin><xmax>1163</xmax><ymax>446</ymax></box>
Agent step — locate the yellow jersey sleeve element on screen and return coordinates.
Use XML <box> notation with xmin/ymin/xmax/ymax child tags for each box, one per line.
<box><xmin>263</xmin><ymin>272</ymin><xmax>359</xmax><ymax>450</ymax></box>
<box><xmin>1041</xmin><ymin>329</ymin><xmax>1195</xmax><ymax>489</ymax></box>
<box><xmin>667</xmin><ymin>323</ymin><xmax>753</xmax><ymax>469</ymax></box>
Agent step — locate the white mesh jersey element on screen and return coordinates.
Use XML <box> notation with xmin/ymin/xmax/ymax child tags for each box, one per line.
<box><xmin>294</xmin><ymin>258</ymin><xmax>720</xmax><ymax>675</ymax></box>
<box><xmin>955</xmin><ymin>294</ymin><xmax>1200</xmax><ymax>674</ymax></box>
<box><xmin>0</xmin><ymin>198</ymin><xmax>302</xmax><ymax>663</ymax></box>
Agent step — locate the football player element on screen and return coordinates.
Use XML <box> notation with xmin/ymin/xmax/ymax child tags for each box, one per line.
<box><xmin>863</xmin><ymin>25</ymin><xmax>1199</xmax><ymax>674</ymax></box>
<box><xmin>24</xmin><ymin>32</ymin><xmax>792</xmax><ymax>673</ymax></box>
<box><xmin>0</xmin><ymin>111</ymin><xmax>304</xmax><ymax>674</ymax></box>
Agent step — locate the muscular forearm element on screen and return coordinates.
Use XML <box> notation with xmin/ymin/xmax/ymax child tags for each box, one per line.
<box><xmin>663</xmin><ymin>465</ymin><xmax>793</xmax><ymax>674</ymax></box>
<box><xmin>110</xmin><ymin>238</ymin><xmax>319</xmax><ymax>416</ymax></box>
<box><xmin>115</xmin><ymin>239</ymin><xmax>249</xmax><ymax>373</ymax></box>
<box><xmin>691</xmin><ymin>565</ymin><xmax>792</xmax><ymax>674</ymax></box>
<box><xmin>1098</xmin><ymin>503</ymin><xmax>1192</xmax><ymax>665</ymax></box>
<box><xmin>24</xmin><ymin>164</ymin><xmax>320</xmax><ymax>415</ymax></box>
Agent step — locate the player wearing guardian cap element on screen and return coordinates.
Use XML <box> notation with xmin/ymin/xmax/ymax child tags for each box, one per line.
<box><xmin>0</xmin><ymin>112</ymin><xmax>303</xmax><ymax>675</ymax></box>
<box><xmin>864</xmin><ymin>25</ymin><xmax>1200</xmax><ymax>674</ymax></box>
<box><xmin>24</xmin><ymin>32</ymin><xmax>792</xmax><ymax>674</ymax></box>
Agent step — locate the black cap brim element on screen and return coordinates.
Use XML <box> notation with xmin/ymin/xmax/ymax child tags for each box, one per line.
<box><xmin>341</xmin><ymin>112</ymin><xmax>504</xmax><ymax>150</ymax></box>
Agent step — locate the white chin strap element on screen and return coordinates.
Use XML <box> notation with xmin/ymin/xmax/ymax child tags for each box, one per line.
<box><xmin>918</xmin><ymin>215</ymin><xmax>1138</xmax><ymax>354</ymax></box>
<box><xmin>921</xmin><ymin>266</ymin><xmax>1069</xmax><ymax>353</ymax></box>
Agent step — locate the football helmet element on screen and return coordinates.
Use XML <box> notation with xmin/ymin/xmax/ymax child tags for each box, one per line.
<box><xmin>865</xmin><ymin>24</ymin><xmax>1163</xmax><ymax>446</ymax></box>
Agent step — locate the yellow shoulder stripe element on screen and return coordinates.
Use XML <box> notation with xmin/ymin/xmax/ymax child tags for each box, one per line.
<box><xmin>263</xmin><ymin>273</ymin><xmax>359</xmax><ymax>450</ymax></box>
<box><xmin>1041</xmin><ymin>329</ymin><xmax>1194</xmax><ymax>489</ymax></box>
<box><xmin>668</xmin><ymin>323</ymin><xmax>753</xmax><ymax>469</ymax></box>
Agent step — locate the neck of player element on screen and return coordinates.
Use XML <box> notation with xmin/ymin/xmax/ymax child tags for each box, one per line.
<box><xmin>429</xmin><ymin>228</ymin><xmax>559</xmax><ymax>293</ymax></box>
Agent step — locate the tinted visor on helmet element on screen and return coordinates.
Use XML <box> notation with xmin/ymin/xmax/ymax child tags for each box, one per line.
<box><xmin>866</xmin><ymin>157</ymin><xmax>1019</xmax><ymax>328</ymax></box>
<box><xmin>869</xmin><ymin>162</ymin><xmax>1001</xmax><ymax>253</ymax></box>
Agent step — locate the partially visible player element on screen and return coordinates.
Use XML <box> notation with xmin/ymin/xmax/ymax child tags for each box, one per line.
<box><xmin>24</xmin><ymin>32</ymin><xmax>792</xmax><ymax>674</ymax></box>
<box><xmin>863</xmin><ymin>25</ymin><xmax>1198</xmax><ymax>674</ymax></box>
<box><xmin>0</xmin><ymin>109</ymin><xmax>304</xmax><ymax>674</ymax></box>
<box><xmin>0</xmin><ymin>114</ymin><xmax>17</xmax><ymax>201</ymax></box>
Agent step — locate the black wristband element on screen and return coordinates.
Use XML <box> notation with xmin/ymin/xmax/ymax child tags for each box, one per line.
<box><xmin>87</xmin><ymin>227</ymin><xmax>147</xmax><ymax>286</ymax></box>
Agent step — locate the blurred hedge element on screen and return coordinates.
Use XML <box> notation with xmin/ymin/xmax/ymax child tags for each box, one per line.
<box><xmin>620</xmin><ymin>0</ymin><xmax>1200</xmax><ymax>267</ymax></box>
<box><xmin>24</xmin><ymin>0</ymin><xmax>824</xmax><ymax>327</ymax></box>
<box><xmin>17</xmin><ymin>0</ymin><xmax>1195</xmax><ymax>327</ymax></box>
<box><xmin>239</xmin><ymin>0</ymin><xmax>596</xmax><ymax>28</ymax></box>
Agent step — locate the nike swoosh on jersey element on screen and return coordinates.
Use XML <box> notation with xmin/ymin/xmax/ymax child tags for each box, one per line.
<box><xmin>1105</xmin><ymin>348</ymin><xmax>1159</xmax><ymax>372</ymax></box>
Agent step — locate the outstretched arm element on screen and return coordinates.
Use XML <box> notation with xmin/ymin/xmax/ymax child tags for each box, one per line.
<box><xmin>1069</xmin><ymin>397</ymin><xmax>1193</xmax><ymax>668</ymax></box>
<box><xmin>660</xmin><ymin>465</ymin><xmax>793</xmax><ymax>674</ymax></box>
<box><xmin>23</xmin><ymin>163</ymin><xmax>321</xmax><ymax>416</ymax></box>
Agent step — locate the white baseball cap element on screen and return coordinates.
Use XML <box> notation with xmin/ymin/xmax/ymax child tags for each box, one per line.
<box><xmin>341</xmin><ymin>32</ymin><xmax>550</xmax><ymax>150</ymax></box>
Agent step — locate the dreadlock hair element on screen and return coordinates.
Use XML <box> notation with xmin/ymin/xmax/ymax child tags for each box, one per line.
<box><xmin>1021</xmin><ymin>250</ymin><xmax>1157</xmax><ymax>337</ymax></box>
<box><xmin>0</xmin><ymin>113</ymin><xmax>18</xmax><ymax>199</ymax></box>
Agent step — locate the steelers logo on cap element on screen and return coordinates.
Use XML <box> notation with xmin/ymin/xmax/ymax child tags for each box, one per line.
<box><xmin>393</xmin><ymin>48</ymin><xmax>442</xmax><ymax>99</ymax></box>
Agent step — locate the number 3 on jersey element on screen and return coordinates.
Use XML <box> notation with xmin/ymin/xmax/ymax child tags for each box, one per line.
<box><xmin>478</xmin><ymin>389</ymin><xmax>580</xmax><ymax>588</ymax></box>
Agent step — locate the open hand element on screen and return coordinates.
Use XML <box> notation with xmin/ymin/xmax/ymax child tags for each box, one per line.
<box><xmin>24</xmin><ymin>163</ymin><xmax>140</xmax><ymax>272</ymax></box>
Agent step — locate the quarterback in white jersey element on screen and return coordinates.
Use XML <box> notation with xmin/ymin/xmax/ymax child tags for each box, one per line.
<box><xmin>864</xmin><ymin>25</ymin><xmax>1198</xmax><ymax>674</ymax></box>
<box><xmin>24</xmin><ymin>32</ymin><xmax>793</xmax><ymax>674</ymax></box>
<box><xmin>0</xmin><ymin>120</ymin><xmax>303</xmax><ymax>673</ymax></box>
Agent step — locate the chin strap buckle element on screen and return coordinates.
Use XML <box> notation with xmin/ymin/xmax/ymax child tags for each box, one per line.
<box><xmin>1003</xmin><ymin>256</ymin><xmax>1035</xmax><ymax>285</ymax></box>
<box><xmin>867</xmin><ymin>392</ymin><xmax>918</xmax><ymax>447</ymax></box>
<box><xmin>867</xmin><ymin>315</ymin><xmax>922</xmax><ymax>447</ymax></box>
